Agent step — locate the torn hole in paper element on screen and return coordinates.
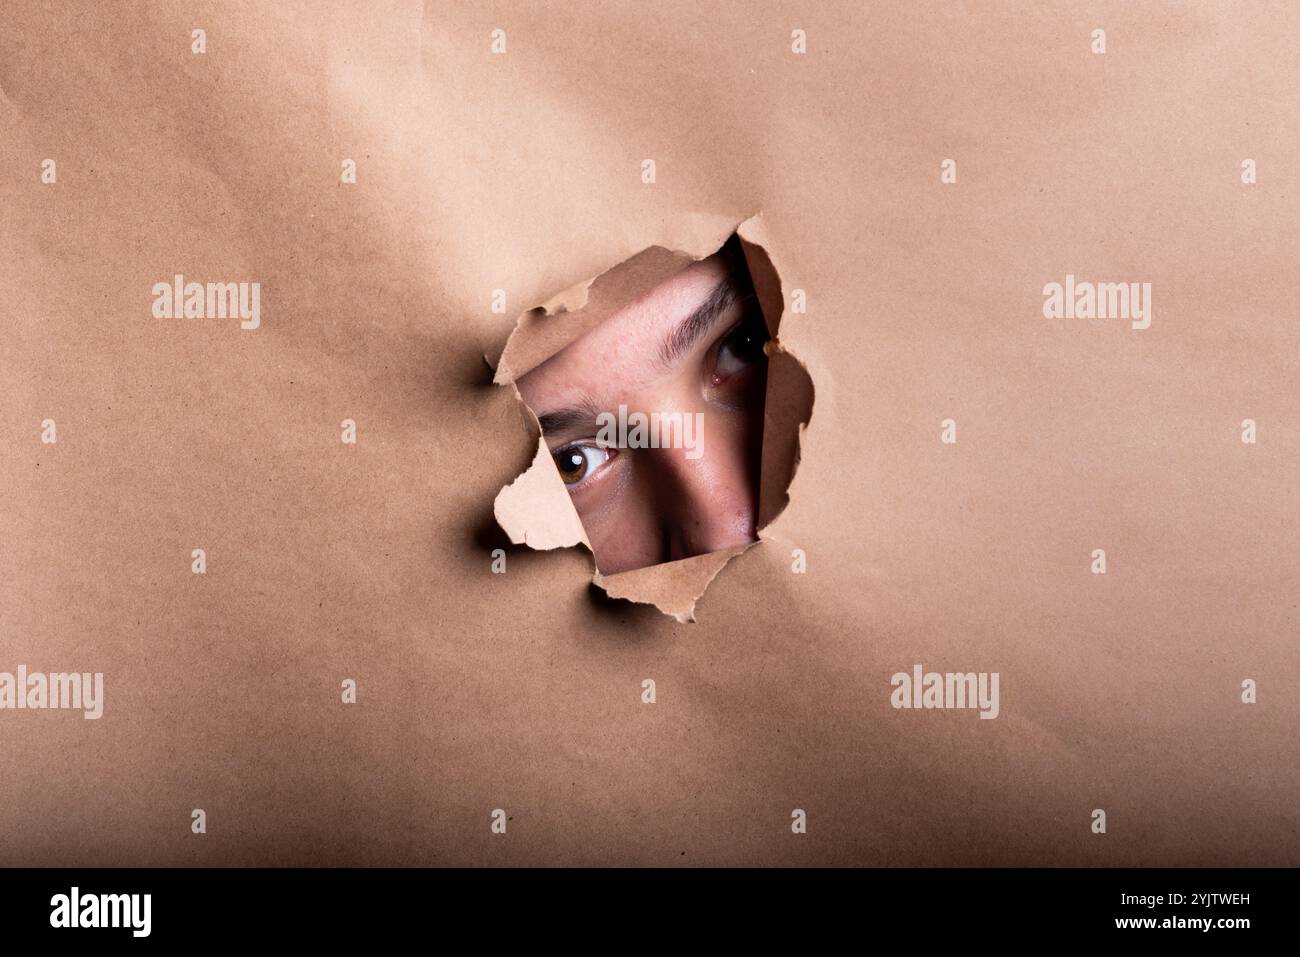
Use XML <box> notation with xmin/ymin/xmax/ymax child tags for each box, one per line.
<box><xmin>492</xmin><ymin>214</ymin><xmax>814</xmax><ymax>622</ymax></box>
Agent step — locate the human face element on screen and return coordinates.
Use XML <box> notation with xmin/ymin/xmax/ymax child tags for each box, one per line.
<box><xmin>516</xmin><ymin>241</ymin><xmax>769</xmax><ymax>575</ymax></box>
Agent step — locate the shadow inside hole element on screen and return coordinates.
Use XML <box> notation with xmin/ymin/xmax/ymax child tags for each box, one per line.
<box><xmin>584</xmin><ymin>581</ymin><xmax>670</xmax><ymax>629</ymax></box>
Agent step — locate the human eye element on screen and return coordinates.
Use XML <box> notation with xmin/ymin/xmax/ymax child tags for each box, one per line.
<box><xmin>552</xmin><ymin>443</ymin><xmax>616</xmax><ymax>490</ymax></box>
<box><xmin>712</xmin><ymin>310</ymin><xmax>769</xmax><ymax>382</ymax></box>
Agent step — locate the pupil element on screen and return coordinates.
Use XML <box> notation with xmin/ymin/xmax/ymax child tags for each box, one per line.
<box><xmin>557</xmin><ymin>450</ymin><xmax>585</xmax><ymax>481</ymax></box>
<box><xmin>729</xmin><ymin>320</ymin><xmax>766</xmax><ymax>361</ymax></box>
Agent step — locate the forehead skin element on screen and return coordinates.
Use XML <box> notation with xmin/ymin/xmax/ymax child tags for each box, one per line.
<box><xmin>516</xmin><ymin>252</ymin><xmax>732</xmax><ymax>420</ymax></box>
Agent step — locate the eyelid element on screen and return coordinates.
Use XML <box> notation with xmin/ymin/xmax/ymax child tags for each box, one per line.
<box><xmin>709</xmin><ymin>311</ymin><xmax>768</xmax><ymax>383</ymax></box>
<box><xmin>710</xmin><ymin>317</ymin><xmax>746</xmax><ymax>357</ymax></box>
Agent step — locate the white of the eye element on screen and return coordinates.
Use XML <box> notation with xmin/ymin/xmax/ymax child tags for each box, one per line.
<box><xmin>571</xmin><ymin>445</ymin><xmax>610</xmax><ymax>482</ymax></box>
<box><xmin>716</xmin><ymin>341</ymin><xmax>750</xmax><ymax>376</ymax></box>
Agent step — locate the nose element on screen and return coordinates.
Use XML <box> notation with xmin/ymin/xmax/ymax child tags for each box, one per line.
<box><xmin>648</xmin><ymin>425</ymin><xmax>759</xmax><ymax>563</ymax></box>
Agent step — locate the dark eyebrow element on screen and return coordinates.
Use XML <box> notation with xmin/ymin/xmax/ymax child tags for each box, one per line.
<box><xmin>658</xmin><ymin>277</ymin><xmax>745</xmax><ymax>367</ymax></box>
<box><xmin>534</xmin><ymin>271</ymin><xmax>755</xmax><ymax>437</ymax></box>
<box><xmin>535</xmin><ymin>395</ymin><xmax>602</xmax><ymax>436</ymax></box>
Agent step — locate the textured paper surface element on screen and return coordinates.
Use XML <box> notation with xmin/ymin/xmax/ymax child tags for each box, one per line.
<box><xmin>1</xmin><ymin>1</ymin><xmax>1297</xmax><ymax>866</ymax></box>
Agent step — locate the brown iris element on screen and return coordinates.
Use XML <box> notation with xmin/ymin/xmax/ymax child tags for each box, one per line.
<box><xmin>555</xmin><ymin>448</ymin><xmax>588</xmax><ymax>485</ymax></box>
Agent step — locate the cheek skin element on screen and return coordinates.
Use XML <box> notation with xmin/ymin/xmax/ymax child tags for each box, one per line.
<box><xmin>573</xmin><ymin>370</ymin><xmax>767</xmax><ymax>575</ymax></box>
<box><xmin>583</xmin><ymin>482</ymin><xmax>662</xmax><ymax>575</ymax></box>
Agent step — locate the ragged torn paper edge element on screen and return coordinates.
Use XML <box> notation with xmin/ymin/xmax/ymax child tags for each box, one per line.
<box><xmin>492</xmin><ymin>430</ymin><xmax>589</xmax><ymax>551</ymax></box>
<box><xmin>490</xmin><ymin>212</ymin><xmax>814</xmax><ymax>621</ymax></box>
<box><xmin>594</xmin><ymin>544</ymin><xmax>755</xmax><ymax>624</ymax></box>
